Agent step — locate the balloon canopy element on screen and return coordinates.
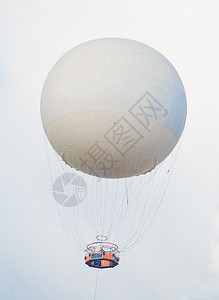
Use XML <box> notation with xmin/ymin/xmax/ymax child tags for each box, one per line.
<box><xmin>41</xmin><ymin>38</ymin><xmax>186</xmax><ymax>179</ymax></box>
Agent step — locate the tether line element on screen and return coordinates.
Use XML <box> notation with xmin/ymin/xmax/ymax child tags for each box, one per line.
<box><xmin>93</xmin><ymin>269</ymin><xmax>99</xmax><ymax>300</ymax></box>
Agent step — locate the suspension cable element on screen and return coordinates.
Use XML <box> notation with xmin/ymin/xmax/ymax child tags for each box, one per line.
<box><xmin>93</xmin><ymin>269</ymin><xmax>99</xmax><ymax>300</ymax></box>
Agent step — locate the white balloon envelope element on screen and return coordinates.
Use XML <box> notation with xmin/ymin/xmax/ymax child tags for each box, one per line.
<box><xmin>41</xmin><ymin>38</ymin><xmax>186</xmax><ymax>179</ymax></box>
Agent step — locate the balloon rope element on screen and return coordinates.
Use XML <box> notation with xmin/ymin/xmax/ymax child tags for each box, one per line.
<box><xmin>125</xmin><ymin>178</ymin><xmax>129</xmax><ymax>205</ymax></box>
<box><xmin>93</xmin><ymin>269</ymin><xmax>99</xmax><ymax>300</ymax></box>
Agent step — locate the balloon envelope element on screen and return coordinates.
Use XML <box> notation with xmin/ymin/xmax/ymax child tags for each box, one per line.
<box><xmin>41</xmin><ymin>38</ymin><xmax>186</xmax><ymax>178</ymax></box>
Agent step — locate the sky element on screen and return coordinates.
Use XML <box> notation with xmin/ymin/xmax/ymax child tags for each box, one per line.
<box><xmin>0</xmin><ymin>0</ymin><xmax>219</xmax><ymax>299</ymax></box>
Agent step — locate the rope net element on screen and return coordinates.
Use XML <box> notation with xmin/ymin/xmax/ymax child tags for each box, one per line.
<box><xmin>45</xmin><ymin>137</ymin><xmax>181</xmax><ymax>255</ymax></box>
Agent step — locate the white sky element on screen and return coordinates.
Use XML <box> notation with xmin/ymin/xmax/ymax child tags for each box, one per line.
<box><xmin>1</xmin><ymin>0</ymin><xmax>219</xmax><ymax>299</ymax></box>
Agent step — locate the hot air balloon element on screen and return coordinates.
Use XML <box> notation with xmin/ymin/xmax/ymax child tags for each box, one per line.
<box><xmin>41</xmin><ymin>38</ymin><xmax>186</xmax><ymax>269</ymax></box>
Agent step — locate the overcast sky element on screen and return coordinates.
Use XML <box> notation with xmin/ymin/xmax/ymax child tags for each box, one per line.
<box><xmin>1</xmin><ymin>0</ymin><xmax>219</xmax><ymax>299</ymax></box>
